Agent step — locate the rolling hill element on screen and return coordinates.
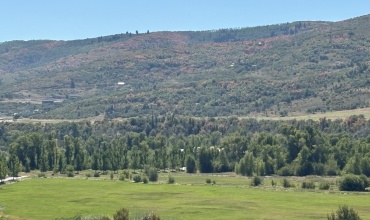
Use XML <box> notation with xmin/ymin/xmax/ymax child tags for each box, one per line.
<box><xmin>0</xmin><ymin>15</ymin><xmax>369</xmax><ymax>119</ymax></box>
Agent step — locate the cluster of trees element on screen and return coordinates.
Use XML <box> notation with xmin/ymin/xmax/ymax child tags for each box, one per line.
<box><xmin>187</xmin><ymin>21</ymin><xmax>322</xmax><ymax>43</ymax></box>
<box><xmin>0</xmin><ymin>115</ymin><xmax>370</xmax><ymax>180</ymax></box>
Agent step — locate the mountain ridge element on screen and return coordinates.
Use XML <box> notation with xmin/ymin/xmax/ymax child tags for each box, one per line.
<box><xmin>0</xmin><ymin>14</ymin><xmax>369</xmax><ymax>119</ymax></box>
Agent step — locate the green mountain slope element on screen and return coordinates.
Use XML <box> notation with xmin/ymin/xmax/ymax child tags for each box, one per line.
<box><xmin>0</xmin><ymin>15</ymin><xmax>369</xmax><ymax>119</ymax></box>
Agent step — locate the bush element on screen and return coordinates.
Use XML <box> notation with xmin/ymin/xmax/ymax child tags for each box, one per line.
<box><xmin>86</xmin><ymin>173</ymin><xmax>92</xmax><ymax>178</ymax></box>
<box><xmin>119</xmin><ymin>173</ymin><xmax>125</xmax><ymax>181</ymax></box>
<box><xmin>277</xmin><ymin>166</ymin><xmax>294</xmax><ymax>176</ymax></box>
<box><xmin>319</xmin><ymin>182</ymin><xmax>331</xmax><ymax>190</ymax></box>
<box><xmin>282</xmin><ymin>178</ymin><xmax>294</xmax><ymax>188</ymax></box>
<box><xmin>325</xmin><ymin>165</ymin><xmax>338</xmax><ymax>176</ymax></box>
<box><xmin>142</xmin><ymin>211</ymin><xmax>160</xmax><ymax>220</ymax></box>
<box><xmin>212</xmin><ymin>180</ymin><xmax>216</xmax><ymax>185</ymax></box>
<box><xmin>167</xmin><ymin>175</ymin><xmax>175</xmax><ymax>184</ymax></box>
<box><xmin>38</xmin><ymin>173</ymin><xmax>46</xmax><ymax>178</ymax></box>
<box><xmin>360</xmin><ymin>175</ymin><xmax>369</xmax><ymax>188</ymax></box>
<box><xmin>251</xmin><ymin>176</ymin><xmax>263</xmax><ymax>186</ymax></box>
<box><xmin>339</xmin><ymin>174</ymin><xmax>367</xmax><ymax>191</ymax></box>
<box><xmin>327</xmin><ymin>205</ymin><xmax>361</xmax><ymax>220</ymax></box>
<box><xmin>66</xmin><ymin>165</ymin><xmax>74</xmax><ymax>172</ymax></box>
<box><xmin>148</xmin><ymin>167</ymin><xmax>158</xmax><ymax>182</ymax></box>
<box><xmin>67</xmin><ymin>171</ymin><xmax>74</xmax><ymax>177</ymax></box>
<box><xmin>301</xmin><ymin>181</ymin><xmax>315</xmax><ymax>189</ymax></box>
<box><xmin>144</xmin><ymin>165</ymin><xmax>151</xmax><ymax>175</ymax></box>
<box><xmin>113</xmin><ymin>208</ymin><xmax>129</xmax><ymax>220</ymax></box>
<box><xmin>110</xmin><ymin>172</ymin><xmax>114</xmax><ymax>180</ymax></box>
<box><xmin>133</xmin><ymin>175</ymin><xmax>142</xmax><ymax>183</ymax></box>
<box><xmin>206</xmin><ymin>178</ymin><xmax>211</xmax><ymax>184</ymax></box>
<box><xmin>313</xmin><ymin>163</ymin><xmax>325</xmax><ymax>176</ymax></box>
<box><xmin>143</xmin><ymin>176</ymin><xmax>148</xmax><ymax>184</ymax></box>
<box><xmin>123</xmin><ymin>170</ymin><xmax>130</xmax><ymax>179</ymax></box>
<box><xmin>93</xmin><ymin>171</ymin><xmax>100</xmax><ymax>177</ymax></box>
<box><xmin>271</xmin><ymin>179</ymin><xmax>276</xmax><ymax>187</ymax></box>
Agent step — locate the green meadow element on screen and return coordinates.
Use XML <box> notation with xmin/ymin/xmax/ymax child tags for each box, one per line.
<box><xmin>1</xmin><ymin>173</ymin><xmax>370</xmax><ymax>220</ymax></box>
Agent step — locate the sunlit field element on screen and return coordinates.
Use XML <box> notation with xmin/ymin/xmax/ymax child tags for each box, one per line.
<box><xmin>1</xmin><ymin>172</ymin><xmax>370</xmax><ymax>220</ymax></box>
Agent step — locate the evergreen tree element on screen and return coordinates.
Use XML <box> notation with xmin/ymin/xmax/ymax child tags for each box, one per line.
<box><xmin>238</xmin><ymin>152</ymin><xmax>254</xmax><ymax>176</ymax></box>
<box><xmin>64</xmin><ymin>135</ymin><xmax>74</xmax><ymax>165</ymax></box>
<box><xmin>39</xmin><ymin>147</ymin><xmax>49</xmax><ymax>172</ymax></box>
<box><xmin>92</xmin><ymin>153</ymin><xmax>101</xmax><ymax>171</ymax></box>
<box><xmin>198</xmin><ymin>147</ymin><xmax>214</xmax><ymax>173</ymax></box>
<box><xmin>0</xmin><ymin>155</ymin><xmax>8</xmax><ymax>183</ymax></box>
<box><xmin>8</xmin><ymin>153</ymin><xmax>21</xmax><ymax>180</ymax></box>
<box><xmin>185</xmin><ymin>155</ymin><xmax>197</xmax><ymax>173</ymax></box>
<box><xmin>130</xmin><ymin>146</ymin><xmax>140</xmax><ymax>172</ymax></box>
<box><xmin>24</xmin><ymin>157</ymin><xmax>31</xmax><ymax>173</ymax></box>
<box><xmin>58</xmin><ymin>154</ymin><xmax>66</xmax><ymax>173</ymax></box>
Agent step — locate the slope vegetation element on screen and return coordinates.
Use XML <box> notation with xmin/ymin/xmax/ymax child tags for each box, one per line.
<box><xmin>0</xmin><ymin>15</ymin><xmax>369</xmax><ymax>119</ymax></box>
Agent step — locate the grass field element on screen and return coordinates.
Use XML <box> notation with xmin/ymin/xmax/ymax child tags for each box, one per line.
<box><xmin>1</xmin><ymin>173</ymin><xmax>370</xmax><ymax>220</ymax></box>
<box><xmin>247</xmin><ymin>107</ymin><xmax>370</xmax><ymax>121</ymax></box>
<box><xmin>3</xmin><ymin>107</ymin><xmax>368</xmax><ymax>125</ymax></box>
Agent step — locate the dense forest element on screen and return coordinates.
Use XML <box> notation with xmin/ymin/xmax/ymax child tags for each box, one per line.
<box><xmin>1</xmin><ymin>115</ymin><xmax>370</xmax><ymax>179</ymax></box>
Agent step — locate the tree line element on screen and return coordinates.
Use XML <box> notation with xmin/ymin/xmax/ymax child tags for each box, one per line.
<box><xmin>0</xmin><ymin>115</ymin><xmax>370</xmax><ymax>178</ymax></box>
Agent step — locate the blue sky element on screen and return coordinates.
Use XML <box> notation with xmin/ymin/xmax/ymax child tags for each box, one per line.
<box><xmin>1</xmin><ymin>0</ymin><xmax>369</xmax><ymax>42</ymax></box>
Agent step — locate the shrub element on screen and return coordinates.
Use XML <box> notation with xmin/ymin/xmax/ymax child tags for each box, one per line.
<box><xmin>313</xmin><ymin>163</ymin><xmax>325</xmax><ymax>176</ymax></box>
<box><xmin>123</xmin><ymin>170</ymin><xmax>130</xmax><ymax>179</ymax></box>
<box><xmin>167</xmin><ymin>175</ymin><xmax>175</xmax><ymax>184</ymax></box>
<box><xmin>282</xmin><ymin>178</ymin><xmax>293</xmax><ymax>188</ymax></box>
<box><xmin>110</xmin><ymin>172</ymin><xmax>114</xmax><ymax>180</ymax></box>
<box><xmin>143</xmin><ymin>176</ymin><xmax>148</xmax><ymax>184</ymax></box>
<box><xmin>66</xmin><ymin>165</ymin><xmax>74</xmax><ymax>172</ymax></box>
<box><xmin>133</xmin><ymin>175</ymin><xmax>142</xmax><ymax>183</ymax></box>
<box><xmin>38</xmin><ymin>173</ymin><xmax>46</xmax><ymax>178</ymax></box>
<box><xmin>113</xmin><ymin>208</ymin><xmax>129</xmax><ymax>220</ymax></box>
<box><xmin>67</xmin><ymin>171</ymin><xmax>74</xmax><ymax>177</ymax></box>
<box><xmin>339</xmin><ymin>174</ymin><xmax>367</xmax><ymax>191</ymax></box>
<box><xmin>325</xmin><ymin>165</ymin><xmax>338</xmax><ymax>176</ymax></box>
<box><xmin>212</xmin><ymin>180</ymin><xmax>216</xmax><ymax>185</ymax></box>
<box><xmin>277</xmin><ymin>166</ymin><xmax>294</xmax><ymax>176</ymax></box>
<box><xmin>93</xmin><ymin>171</ymin><xmax>100</xmax><ymax>177</ymax></box>
<box><xmin>148</xmin><ymin>167</ymin><xmax>158</xmax><ymax>182</ymax></box>
<box><xmin>142</xmin><ymin>211</ymin><xmax>160</xmax><ymax>220</ymax></box>
<box><xmin>301</xmin><ymin>181</ymin><xmax>315</xmax><ymax>189</ymax></box>
<box><xmin>327</xmin><ymin>205</ymin><xmax>361</xmax><ymax>220</ymax></box>
<box><xmin>119</xmin><ymin>173</ymin><xmax>125</xmax><ymax>181</ymax></box>
<box><xmin>206</xmin><ymin>178</ymin><xmax>211</xmax><ymax>184</ymax></box>
<box><xmin>85</xmin><ymin>173</ymin><xmax>92</xmax><ymax>178</ymax></box>
<box><xmin>319</xmin><ymin>182</ymin><xmax>331</xmax><ymax>190</ymax></box>
<box><xmin>271</xmin><ymin>179</ymin><xmax>276</xmax><ymax>187</ymax></box>
<box><xmin>251</xmin><ymin>176</ymin><xmax>263</xmax><ymax>186</ymax></box>
<box><xmin>360</xmin><ymin>175</ymin><xmax>369</xmax><ymax>188</ymax></box>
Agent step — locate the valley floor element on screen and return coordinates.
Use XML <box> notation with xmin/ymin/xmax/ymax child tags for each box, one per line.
<box><xmin>0</xmin><ymin>171</ymin><xmax>369</xmax><ymax>220</ymax></box>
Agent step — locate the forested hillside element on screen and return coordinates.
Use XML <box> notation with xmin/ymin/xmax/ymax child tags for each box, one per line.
<box><xmin>0</xmin><ymin>15</ymin><xmax>369</xmax><ymax>119</ymax></box>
